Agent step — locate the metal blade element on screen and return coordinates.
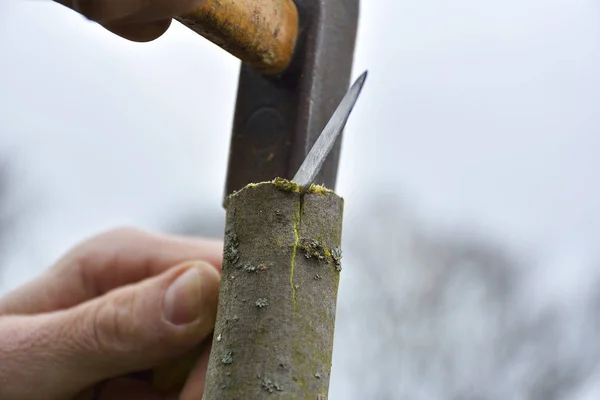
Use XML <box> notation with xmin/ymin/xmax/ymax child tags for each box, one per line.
<box><xmin>292</xmin><ymin>70</ymin><xmax>368</xmax><ymax>190</ymax></box>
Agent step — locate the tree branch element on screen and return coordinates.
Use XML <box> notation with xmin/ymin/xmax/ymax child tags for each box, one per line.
<box><xmin>203</xmin><ymin>178</ymin><xmax>344</xmax><ymax>399</ymax></box>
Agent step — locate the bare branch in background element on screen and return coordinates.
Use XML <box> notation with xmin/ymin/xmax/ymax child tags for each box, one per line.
<box><xmin>337</xmin><ymin>194</ymin><xmax>598</xmax><ymax>400</ymax></box>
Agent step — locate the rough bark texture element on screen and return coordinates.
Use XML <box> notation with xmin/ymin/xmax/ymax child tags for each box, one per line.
<box><xmin>203</xmin><ymin>179</ymin><xmax>344</xmax><ymax>399</ymax></box>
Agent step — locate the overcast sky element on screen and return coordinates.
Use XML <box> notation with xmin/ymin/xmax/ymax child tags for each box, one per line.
<box><xmin>2</xmin><ymin>0</ymin><xmax>599</xmax><ymax>284</ymax></box>
<box><xmin>1</xmin><ymin>0</ymin><xmax>600</xmax><ymax>396</ymax></box>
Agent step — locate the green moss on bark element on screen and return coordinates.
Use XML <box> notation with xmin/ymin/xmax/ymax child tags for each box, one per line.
<box><xmin>203</xmin><ymin>179</ymin><xmax>344</xmax><ymax>399</ymax></box>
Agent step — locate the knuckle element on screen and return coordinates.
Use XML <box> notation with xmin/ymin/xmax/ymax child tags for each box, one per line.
<box><xmin>102</xmin><ymin>226</ymin><xmax>146</xmax><ymax>239</ymax></box>
<box><xmin>84</xmin><ymin>226</ymin><xmax>148</xmax><ymax>248</ymax></box>
<box><xmin>83</xmin><ymin>294</ymin><xmax>140</xmax><ymax>355</ymax></box>
<box><xmin>77</xmin><ymin>226</ymin><xmax>148</xmax><ymax>252</ymax></box>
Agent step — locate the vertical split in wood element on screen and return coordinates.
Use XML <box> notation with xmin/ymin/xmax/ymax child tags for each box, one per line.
<box><xmin>203</xmin><ymin>179</ymin><xmax>344</xmax><ymax>399</ymax></box>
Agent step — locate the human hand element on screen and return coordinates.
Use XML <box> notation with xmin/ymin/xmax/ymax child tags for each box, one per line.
<box><xmin>0</xmin><ymin>227</ymin><xmax>222</xmax><ymax>400</ymax></box>
<box><xmin>53</xmin><ymin>0</ymin><xmax>207</xmax><ymax>42</ymax></box>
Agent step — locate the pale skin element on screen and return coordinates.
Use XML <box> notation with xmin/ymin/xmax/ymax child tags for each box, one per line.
<box><xmin>0</xmin><ymin>228</ymin><xmax>223</xmax><ymax>399</ymax></box>
<box><xmin>2</xmin><ymin>1</ymin><xmax>226</xmax><ymax>398</ymax></box>
<box><xmin>3</xmin><ymin>2</ymin><xmax>226</xmax><ymax>397</ymax></box>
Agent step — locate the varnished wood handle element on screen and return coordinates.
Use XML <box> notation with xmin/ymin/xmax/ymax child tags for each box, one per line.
<box><xmin>177</xmin><ymin>0</ymin><xmax>299</xmax><ymax>75</ymax></box>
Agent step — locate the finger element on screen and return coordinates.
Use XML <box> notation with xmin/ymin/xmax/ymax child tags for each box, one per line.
<box><xmin>0</xmin><ymin>227</ymin><xmax>222</xmax><ymax>315</ymax></box>
<box><xmin>72</xmin><ymin>0</ymin><xmax>207</xmax><ymax>24</ymax></box>
<box><xmin>103</xmin><ymin>19</ymin><xmax>172</xmax><ymax>42</ymax></box>
<box><xmin>152</xmin><ymin>336</ymin><xmax>212</xmax><ymax>394</ymax></box>
<box><xmin>0</xmin><ymin>262</ymin><xmax>220</xmax><ymax>400</ymax></box>
<box><xmin>72</xmin><ymin>0</ymin><xmax>141</xmax><ymax>23</ymax></box>
<box><xmin>98</xmin><ymin>378</ymin><xmax>163</xmax><ymax>400</ymax></box>
<box><xmin>180</xmin><ymin>338</ymin><xmax>213</xmax><ymax>400</ymax></box>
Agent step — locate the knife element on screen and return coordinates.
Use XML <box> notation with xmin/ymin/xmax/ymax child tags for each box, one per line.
<box><xmin>292</xmin><ymin>70</ymin><xmax>368</xmax><ymax>192</ymax></box>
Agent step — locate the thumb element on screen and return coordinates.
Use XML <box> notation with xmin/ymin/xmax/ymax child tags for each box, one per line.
<box><xmin>0</xmin><ymin>261</ymin><xmax>220</xmax><ymax>400</ymax></box>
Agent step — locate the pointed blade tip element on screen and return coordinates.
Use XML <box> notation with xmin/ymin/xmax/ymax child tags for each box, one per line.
<box><xmin>292</xmin><ymin>70</ymin><xmax>369</xmax><ymax>189</ymax></box>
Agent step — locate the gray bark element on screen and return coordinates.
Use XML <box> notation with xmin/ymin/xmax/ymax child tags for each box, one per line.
<box><xmin>203</xmin><ymin>179</ymin><xmax>344</xmax><ymax>399</ymax></box>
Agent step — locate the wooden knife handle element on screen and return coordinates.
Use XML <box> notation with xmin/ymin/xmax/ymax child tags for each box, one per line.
<box><xmin>177</xmin><ymin>0</ymin><xmax>299</xmax><ymax>75</ymax></box>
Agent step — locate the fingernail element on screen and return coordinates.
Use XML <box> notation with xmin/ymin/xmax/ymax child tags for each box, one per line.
<box><xmin>164</xmin><ymin>266</ymin><xmax>206</xmax><ymax>326</ymax></box>
<box><xmin>74</xmin><ymin>0</ymin><xmax>142</xmax><ymax>22</ymax></box>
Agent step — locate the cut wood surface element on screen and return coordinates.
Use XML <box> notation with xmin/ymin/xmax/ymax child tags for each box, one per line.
<box><xmin>203</xmin><ymin>178</ymin><xmax>344</xmax><ymax>399</ymax></box>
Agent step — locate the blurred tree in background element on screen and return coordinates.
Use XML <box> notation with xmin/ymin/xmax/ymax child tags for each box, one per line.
<box><xmin>163</xmin><ymin>192</ymin><xmax>600</xmax><ymax>400</ymax></box>
<box><xmin>337</xmin><ymin>194</ymin><xmax>599</xmax><ymax>400</ymax></box>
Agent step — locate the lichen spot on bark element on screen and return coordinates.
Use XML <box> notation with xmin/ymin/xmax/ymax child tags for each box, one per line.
<box><xmin>261</xmin><ymin>377</ymin><xmax>284</xmax><ymax>393</ymax></box>
<box><xmin>299</xmin><ymin>239</ymin><xmax>343</xmax><ymax>272</ymax></box>
<box><xmin>255</xmin><ymin>298</ymin><xmax>268</xmax><ymax>308</ymax></box>
<box><xmin>332</xmin><ymin>246</ymin><xmax>343</xmax><ymax>271</ymax></box>
<box><xmin>223</xmin><ymin>230</ymin><xmax>239</xmax><ymax>265</ymax></box>
<box><xmin>221</xmin><ymin>350</ymin><xmax>233</xmax><ymax>365</ymax></box>
<box><xmin>300</xmin><ymin>239</ymin><xmax>330</xmax><ymax>262</ymax></box>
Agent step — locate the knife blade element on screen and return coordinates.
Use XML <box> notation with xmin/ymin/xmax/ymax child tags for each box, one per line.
<box><xmin>292</xmin><ymin>70</ymin><xmax>368</xmax><ymax>191</ymax></box>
